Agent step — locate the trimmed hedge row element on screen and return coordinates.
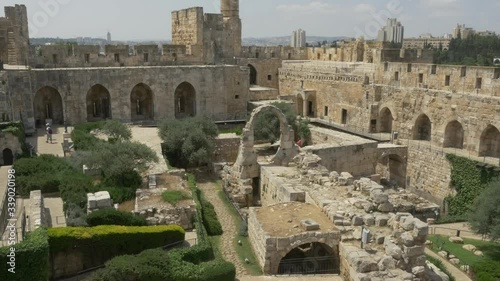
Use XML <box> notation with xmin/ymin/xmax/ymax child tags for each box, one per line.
<box><xmin>187</xmin><ymin>174</ymin><xmax>222</xmax><ymax>236</ymax></box>
<box><xmin>0</xmin><ymin>228</ymin><xmax>49</xmax><ymax>281</ymax></box>
<box><xmin>88</xmin><ymin>243</ymin><xmax>236</xmax><ymax>281</ymax></box>
<box><xmin>167</xmin><ymin>242</ymin><xmax>235</xmax><ymax>281</ymax></box>
<box><xmin>48</xmin><ymin>225</ymin><xmax>185</xmax><ymax>278</ymax></box>
<box><xmin>86</xmin><ymin>209</ymin><xmax>147</xmax><ymax>227</ymax></box>
<box><xmin>472</xmin><ymin>260</ymin><xmax>500</xmax><ymax>281</ymax></box>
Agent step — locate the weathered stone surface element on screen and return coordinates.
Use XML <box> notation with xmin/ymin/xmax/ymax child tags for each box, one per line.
<box><xmin>449</xmin><ymin>236</ymin><xmax>464</xmax><ymax>244</ymax></box>
<box><xmin>463</xmin><ymin>244</ymin><xmax>477</xmax><ymax>252</ymax></box>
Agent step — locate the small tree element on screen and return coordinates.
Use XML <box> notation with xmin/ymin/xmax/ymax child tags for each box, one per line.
<box><xmin>101</xmin><ymin>120</ymin><xmax>132</xmax><ymax>142</ymax></box>
<box><xmin>71</xmin><ymin>141</ymin><xmax>158</xmax><ymax>184</ymax></box>
<box><xmin>253</xmin><ymin>102</ymin><xmax>311</xmax><ymax>145</ymax></box>
<box><xmin>159</xmin><ymin>117</ymin><xmax>218</xmax><ymax>168</ymax></box>
<box><xmin>469</xmin><ymin>180</ymin><xmax>500</xmax><ymax>240</ymax></box>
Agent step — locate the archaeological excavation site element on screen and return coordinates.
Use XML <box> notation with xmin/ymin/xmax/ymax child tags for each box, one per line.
<box><xmin>0</xmin><ymin>0</ymin><xmax>499</xmax><ymax>281</ymax></box>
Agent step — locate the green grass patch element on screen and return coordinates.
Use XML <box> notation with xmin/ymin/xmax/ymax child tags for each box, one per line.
<box><xmin>215</xmin><ymin>183</ymin><xmax>262</xmax><ymax>276</ymax></box>
<box><xmin>162</xmin><ymin>190</ymin><xmax>192</xmax><ymax>206</ymax></box>
<box><xmin>428</xmin><ymin>235</ymin><xmax>500</xmax><ymax>280</ymax></box>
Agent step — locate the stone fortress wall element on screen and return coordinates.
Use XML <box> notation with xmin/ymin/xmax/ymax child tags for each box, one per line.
<box><xmin>279</xmin><ymin>60</ymin><xmax>500</xmax><ymax>205</ymax></box>
<box><xmin>0</xmin><ymin>5</ymin><xmax>29</xmax><ymax>66</ymax></box>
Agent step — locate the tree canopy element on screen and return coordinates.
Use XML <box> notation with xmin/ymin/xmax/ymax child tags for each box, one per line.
<box><xmin>469</xmin><ymin>180</ymin><xmax>500</xmax><ymax>240</ymax></box>
<box><xmin>434</xmin><ymin>35</ymin><xmax>500</xmax><ymax>66</ymax></box>
<box><xmin>159</xmin><ymin>117</ymin><xmax>218</xmax><ymax>168</ymax></box>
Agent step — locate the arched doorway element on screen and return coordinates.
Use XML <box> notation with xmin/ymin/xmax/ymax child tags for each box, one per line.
<box><xmin>2</xmin><ymin>148</ymin><xmax>13</xmax><ymax>165</ymax></box>
<box><xmin>248</xmin><ymin>64</ymin><xmax>257</xmax><ymax>85</ymax></box>
<box><xmin>33</xmin><ymin>86</ymin><xmax>64</xmax><ymax>127</ymax></box>
<box><xmin>479</xmin><ymin>125</ymin><xmax>500</xmax><ymax>158</ymax></box>
<box><xmin>130</xmin><ymin>83</ymin><xmax>154</xmax><ymax>122</ymax></box>
<box><xmin>377</xmin><ymin>154</ymin><xmax>406</xmax><ymax>187</ymax></box>
<box><xmin>174</xmin><ymin>82</ymin><xmax>196</xmax><ymax>119</ymax></box>
<box><xmin>444</xmin><ymin>121</ymin><xmax>464</xmax><ymax>149</ymax></box>
<box><xmin>278</xmin><ymin>243</ymin><xmax>340</xmax><ymax>275</ymax></box>
<box><xmin>87</xmin><ymin>84</ymin><xmax>112</xmax><ymax>122</ymax></box>
<box><xmin>413</xmin><ymin>114</ymin><xmax>432</xmax><ymax>141</ymax></box>
<box><xmin>233</xmin><ymin>105</ymin><xmax>300</xmax><ymax>205</ymax></box>
<box><xmin>379</xmin><ymin>108</ymin><xmax>393</xmax><ymax>133</ymax></box>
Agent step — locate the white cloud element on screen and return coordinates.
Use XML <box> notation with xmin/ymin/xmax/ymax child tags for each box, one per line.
<box><xmin>276</xmin><ymin>1</ymin><xmax>338</xmax><ymax>15</ymax></box>
<box><xmin>420</xmin><ymin>0</ymin><xmax>462</xmax><ymax>17</ymax></box>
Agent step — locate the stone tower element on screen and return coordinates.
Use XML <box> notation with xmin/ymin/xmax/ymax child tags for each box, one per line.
<box><xmin>3</xmin><ymin>5</ymin><xmax>29</xmax><ymax>65</ymax></box>
<box><xmin>221</xmin><ymin>0</ymin><xmax>241</xmax><ymax>58</ymax></box>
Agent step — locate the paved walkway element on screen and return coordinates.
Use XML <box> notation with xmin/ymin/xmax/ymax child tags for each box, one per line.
<box><xmin>130</xmin><ymin>126</ymin><xmax>168</xmax><ymax>175</ymax></box>
<box><xmin>26</xmin><ymin>126</ymin><xmax>66</xmax><ymax>156</ymax></box>
<box><xmin>430</xmin><ymin>223</ymin><xmax>485</xmax><ymax>241</ymax></box>
<box><xmin>238</xmin><ymin>276</ymin><xmax>342</xmax><ymax>281</ymax></box>
<box><xmin>196</xmin><ymin>177</ymin><xmax>247</xmax><ymax>276</ymax></box>
<box><xmin>425</xmin><ymin>248</ymin><xmax>472</xmax><ymax>281</ymax></box>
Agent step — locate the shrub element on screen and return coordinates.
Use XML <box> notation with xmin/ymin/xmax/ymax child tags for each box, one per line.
<box><xmin>0</xmin><ymin>228</ymin><xmax>49</xmax><ymax>281</ymax></box>
<box><xmin>88</xmin><ymin>249</ymin><xmax>170</xmax><ymax>281</ymax></box>
<box><xmin>200</xmin><ymin>199</ymin><xmax>223</xmax><ymax>236</ymax></box>
<box><xmin>167</xmin><ymin>242</ymin><xmax>235</xmax><ymax>281</ymax></box>
<box><xmin>48</xmin><ymin>225</ymin><xmax>185</xmax><ymax>279</ymax></box>
<box><xmin>472</xmin><ymin>260</ymin><xmax>500</xmax><ymax>281</ymax></box>
<box><xmin>159</xmin><ymin>117</ymin><xmax>218</xmax><ymax>168</ymax></box>
<box><xmin>86</xmin><ymin>209</ymin><xmax>147</xmax><ymax>227</ymax></box>
<box><xmin>162</xmin><ymin>190</ymin><xmax>192</xmax><ymax>206</ymax></box>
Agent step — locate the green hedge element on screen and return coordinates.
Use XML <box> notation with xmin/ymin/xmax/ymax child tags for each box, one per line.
<box><xmin>446</xmin><ymin>154</ymin><xmax>500</xmax><ymax>216</ymax></box>
<box><xmin>187</xmin><ymin>174</ymin><xmax>222</xmax><ymax>236</ymax></box>
<box><xmin>472</xmin><ymin>260</ymin><xmax>500</xmax><ymax>281</ymax></box>
<box><xmin>48</xmin><ymin>225</ymin><xmax>185</xmax><ymax>277</ymax></box>
<box><xmin>88</xmin><ymin>243</ymin><xmax>236</xmax><ymax>281</ymax></box>
<box><xmin>86</xmin><ymin>209</ymin><xmax>147</xmax><ymax>227</ymax></box>
<box><xmin>167</xmin><ymin>242</ymin><xmax>235</xmax><ymax>281</ymax></box>
<box><xmin>0</xmin><ymin>228</ymin><xmax>49</xmax><ymax>281</ymax></box>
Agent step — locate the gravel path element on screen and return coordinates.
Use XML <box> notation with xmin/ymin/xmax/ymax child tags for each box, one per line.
<box><xmin>197</xmin><ymin>178</ymin><xmax>248</xmax><ymax>277</ymax></box>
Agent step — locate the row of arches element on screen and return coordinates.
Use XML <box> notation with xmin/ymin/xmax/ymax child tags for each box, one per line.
<box><xmin>33</xmin><ymin>82</ymin><xmax>197</xmax><ymax>125</ymax></box>
<box><xmin>377</xmin><ymin>107</ymin><xmax>500</xmax><ymax>158</ymax></box>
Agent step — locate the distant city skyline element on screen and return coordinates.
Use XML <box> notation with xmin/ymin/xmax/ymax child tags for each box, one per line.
<box><xmin>3</xmin><ymin>0</ymin><xmax>500</xmax><ymax>41</ymax></box>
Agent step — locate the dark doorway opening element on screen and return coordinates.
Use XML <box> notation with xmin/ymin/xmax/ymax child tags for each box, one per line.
<box><xmin>3</xmin><ymin>148</ymin><xmax>13</xmax><ymax>165</ymax></box>
<box><xmin>308</xmin><ymin>101</ymin><xmax>313</xmax><ymax>117</ymax></box>
<box><xmin>341</xmin><ymin>109</ymin><xmax>348</xmax><ymax>125</ymax></box>
<box><xmin>252</xmin><ymin>177</ymin><xmax>261</xmax><ymax>206</ymax></box>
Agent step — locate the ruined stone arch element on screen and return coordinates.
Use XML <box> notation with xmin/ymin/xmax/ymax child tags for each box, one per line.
<box><xmin>274</xmin><ymin>238</ymin><xmax>339</xmax><ymax>275</ymax></box>
<box><xmin>130</xmin><ymin>83</ymin><xmax>154</xmax><ymax>122</ymax></box>
<box><xmin>479</xmin><ymin>125</ymin><xmax>500</xmax><ymax>158</ymax></box>
<box><xmin>379</xmin><ymin>107</ymin><xmax>394</xmax><ymax>133</ymax></box>
<box><xmin>86</xmin><ymin>84</ymin><xmax>112</xmax><ymax>122</ymax></box>
<box><xmin>248</xmin><ymin>64</ymin><xmax>257</xmax><ymax>85</ymax></box>
<box><xmin>233</xmin><ymin>105</ymin><xmax>299</xmax><ymax>181</ymax></box>
<box><xmin>377</xmin><ymin>153</ymin><xmax>407</xmax><ymax>188</ymax></box>
<box><xmin>413</xmin><ymin>113</ymin><xmax>432</xmax><ymax>141</ymax></box>
<box><xmin>443</xmin><ymin>120</ymin><xmax>464</xmax><ymax>149</ymax></box>
<box><xmin>33</xmin><ymin>86</ymin><xmax>64</xmax><ymax>127</ymax></box>
<box><xmin>174</xmin><ymin>81</ymin><xmax>196</xmax><ymax>119</ymax></box>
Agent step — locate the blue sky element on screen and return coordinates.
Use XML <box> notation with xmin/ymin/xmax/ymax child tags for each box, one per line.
<box><xmin>3</xmin><ymin>0</ymin><xmax>500</xmax><ymax>40</ymax></box>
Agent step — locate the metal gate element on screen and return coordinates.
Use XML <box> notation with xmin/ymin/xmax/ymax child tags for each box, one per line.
<box><xmin>278</xmin><ymin>256</ymin><xmax>340</xmax><ymax>275</ymax></box>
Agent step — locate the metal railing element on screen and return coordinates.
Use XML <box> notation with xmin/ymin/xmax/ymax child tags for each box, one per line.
<box><xmin>277</xmin><ymin>256</ymin><xmax>340</xmax><ymax>275</ymax></box>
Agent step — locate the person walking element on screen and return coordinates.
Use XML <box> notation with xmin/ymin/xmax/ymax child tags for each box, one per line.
<box><xmin>46</xmin><ymin>123</ymin><xmax>53</xmax><ymax>144</ymax></box>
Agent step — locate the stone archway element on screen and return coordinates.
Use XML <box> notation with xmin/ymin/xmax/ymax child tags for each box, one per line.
<box><xmin>33</xmin><ymin>86</ymin><xmax>64</xmax><ymax>127</ymax></box>
<box><xmin>377</xmin><ymin>154</ymin><xmax>406</xmax><ymax>187</ymax></box>
<box><xmin>233</xmin><ymin>105</ymin><xmax>299</xmax><ymax>180</ymax></box>
<box><xmin>479</xmin><ymin>125</ymin><xmax>500</xmax><ymax>158</ymax></box>
<box><xmin>174</xmin><ymin>82</ymin><xmax>196</xmax><ymax>119</ymax></box>
<box><xmin>130</xmin><ymin>83</ymin><xmax>154</xmax><ymax>122</ymax></box>
<box><xmin>379</xmin><ymin>107</ymin><xmax>393</xmax><ymax>133</ymax></box>
<box><xmin>277</xmin><ymin>242</ymin><xmax>340</xmax><ymax>275</ymax></box>
<box><xmin>87</xmin><ymin>84</ymin><xmax>112</xmax><ymax>122</ymax></box>
<box><xmin>444</xmin><ymin>120</ymin><xmax>464</xmax><ymax>149</ymax></box>
<box><xmin>413</xmin><ymin>114</ymin><xmax>432</xmax><ymax>141</ymax></box>
<box><xmin>248</xmin><ymin>64</ymin><xmax>257</xmax><ymax>85</ymax></box>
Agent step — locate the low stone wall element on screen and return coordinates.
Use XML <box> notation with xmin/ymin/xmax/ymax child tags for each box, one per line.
<box><xmin>248</xmin><ymin>207</ymin><xmax>266</xmax><ymax>271</ymax></box>
<box><xmin>302</xmin><ymin>142</ymin><xmax>378</xmax><ymax>177</ymax></box>
<box><xmin>28</xmin><ymin>190</ymin><xmax>45</xmax><ymax>231</ymax></box>
<box><xmin>260</xmin><ymin>166</ymin><xmax>306</xmax><ymax>207</ymax></box>
<box><xmin>214</xmin><ymin>134</ymin><xmax>241</xmax><ymax>164</ymax></box>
